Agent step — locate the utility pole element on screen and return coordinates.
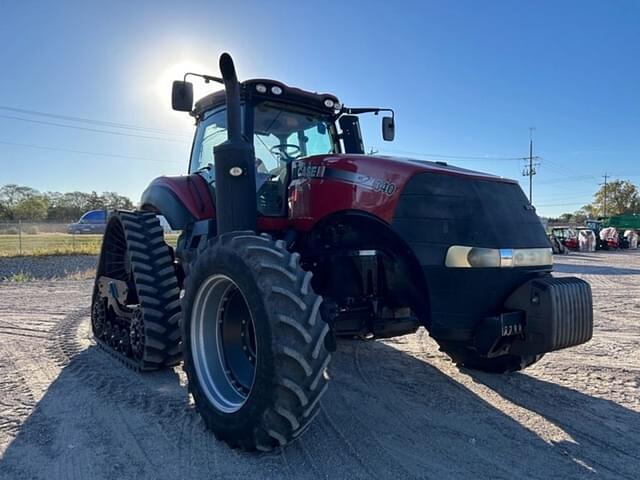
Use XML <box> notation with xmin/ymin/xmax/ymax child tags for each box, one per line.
<box><xmin>522</xmin><ymin>127</ymin><xmax>540</xmax><ymax>204</ymax></box>
<box><xmin>602</xmin><ymin>173</ymin><xmax>609</xmax><ymax>218</ymax></box>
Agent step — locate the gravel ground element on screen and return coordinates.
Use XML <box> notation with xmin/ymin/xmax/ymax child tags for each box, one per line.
<box><xmin>0</xmin><ymin>255</ymin><xmax>98</xmax><ymax>281</ymax></box>
<box><xmin>0</xmin><ymin>251</ymin><xmax>638</xmax><ymax>479</ymax></box>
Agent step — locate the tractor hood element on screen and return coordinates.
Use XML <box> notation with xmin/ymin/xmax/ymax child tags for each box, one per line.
<box><xmin>294</xmin><ymin>153</ymin><xmax>517</xmax><ymax>190</ymax></box>
<box><xmin>372</xmin><ymin>154</ymin><xmax>517</xmax><ymax>183</ymax></box>
<box><xmin>290</xmin><ymin>153</ymin><xmax>530</xmax><ymax>233</ymax></box>
<box><xmin>293</xmin><ymin>152</ymin><xmax>547</xmax><ymax>250</ymax></box>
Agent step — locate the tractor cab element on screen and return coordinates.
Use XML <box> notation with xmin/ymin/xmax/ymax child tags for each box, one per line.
<box><xmin>188</xmin><ymin>83</ymin><xmax>340</xmax><ymax>217</ymax></box>
<box><xmin>173</xmin><ymin>76</ymin><xmax>394</xmax><ymax>217</ymax></box>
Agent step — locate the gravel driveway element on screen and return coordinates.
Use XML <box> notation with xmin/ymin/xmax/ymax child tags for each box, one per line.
<box><xmin>0</xmin><ymin>251</ymin><xmax>638</xmax><ymax>479</ymax></box>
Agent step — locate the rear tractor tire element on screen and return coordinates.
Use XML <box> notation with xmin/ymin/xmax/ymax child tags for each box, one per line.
<box><xmin>182</xmin><ymin>232</ymin><xmax>332</xmax><ymax>451</ymax></box>
<box><xmin>91</xmin><ymin>210</ymin><xmax>182</xmax><ymax>370</ymax></box>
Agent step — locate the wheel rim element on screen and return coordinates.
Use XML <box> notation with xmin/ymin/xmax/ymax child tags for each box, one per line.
<box><xmin>102</xmin><ymin>218</ymin><xmax>130</xmax><ymax>281</ymax></box>
<box><xmin>191</xmin><ymin>274</ymin><xmax>258</xmax><ymax>413</ymax></box>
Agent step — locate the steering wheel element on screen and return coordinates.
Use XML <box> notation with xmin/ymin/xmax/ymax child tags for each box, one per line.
<box><xmin>269</xmin><ymin>144</ymin><xmax>301</xmax><ymax>161</ymax></box>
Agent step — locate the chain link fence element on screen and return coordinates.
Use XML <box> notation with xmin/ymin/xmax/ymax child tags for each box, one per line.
<box><xmin>0</xmin><ymin>221</ymin><xmax>102</xmax><ymax>256</ymax></box>
<box><xmin>0</xmin><ymin>221</ymin><xmax>178</xmax><ymax>257</ymax></box>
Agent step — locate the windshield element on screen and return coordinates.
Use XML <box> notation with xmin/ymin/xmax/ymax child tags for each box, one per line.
<box><xmin>189</xmin><ymin>102</ymin><xmax>336</xmax><ymax>176</ymax></box>
<box><xmin>253</xmin><ymin>102</ymin><xmax>335</xmax><ymax>173</ymax></box>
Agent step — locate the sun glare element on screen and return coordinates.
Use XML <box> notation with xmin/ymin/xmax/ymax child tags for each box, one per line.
<box><xmin>156</xmin><ymin>60</ymin><xmax>218</xmax><ymax>109</ymax></box>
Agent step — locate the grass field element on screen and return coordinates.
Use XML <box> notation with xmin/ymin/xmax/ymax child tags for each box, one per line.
<box><xmin>0</xmin><ymin>233</ymin><xmax>179</xmax><ymax>257</ymax></box>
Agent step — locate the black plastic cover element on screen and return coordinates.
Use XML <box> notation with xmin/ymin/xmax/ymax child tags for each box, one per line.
<box><xmin>506</xmin><ymin>276</ymin><xmax>593</xmax><ymax>355</ymax></box>
<box><xmin>392</xmin><ymin>172</ymin><xmax>553</xmax><ymax>341</ymax></box>
<box><xmin>393</xmin><ymin>172</ymin><xmax>550</xmax><ymax>261</ymax></box>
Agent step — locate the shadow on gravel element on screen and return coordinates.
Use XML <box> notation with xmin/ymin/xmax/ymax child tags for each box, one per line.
<box><xmin>553</xmin><ymin>263</ymin><xmax>640</xmax><ymax>275</ymax></box>
<box><xmin>0</xmin><ymin>345</ymin><xmax>188</xmax><ymax>480</ymax></box>
<box><xmin>469</xmin><ymin>371</ymin><xmax>640</xmax><ymax>479</ymax></box>
<box><xmin>2</xmin><ymin>332</ymin><xmax>638</xmax><ymax>480</ymax></box>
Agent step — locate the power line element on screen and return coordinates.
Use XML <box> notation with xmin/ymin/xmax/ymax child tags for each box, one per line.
<box><xmin>0</xmin><ymin>114</ymin><xmax>189</xmax><ymax>144</ymax></box>
<box><xmin>536</xmin><ymin>175</ymin><xmax>598</xmax><ymax>185</ymax></box>
<box><xmin>536</xmin><ymin>200</ymin><xmax>589</xmax><ymax>208</ymax></box>
<box><xmin>0</xmin><ymin>105</ymin><xmax>192</xmax><ymax>138</ymax></box>
<box><xmin>535</xmin><ymin>190</ymin><xmax>596</xmax><ymax>200</ymax></box>
<box><xmin>0</xmin><ymin>139</ymin><xmax>182</xmax><ymax>164</ymax></box>
<box><xmin>380</xmin><ymin>148</ymin><xmax>524</xmax><ymax>161</ymax></box>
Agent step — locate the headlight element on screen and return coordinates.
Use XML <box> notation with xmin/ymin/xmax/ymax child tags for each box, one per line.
<box><xmin>445</xmin><ymin>246</ymin><xmax>552</xmax><ymax>268</ymax></box>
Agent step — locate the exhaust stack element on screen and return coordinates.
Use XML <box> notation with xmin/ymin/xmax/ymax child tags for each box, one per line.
<box><xmin>213</xmin><ymin>53</ymin><xmax>257</xmax><ymax>234</ymax></box>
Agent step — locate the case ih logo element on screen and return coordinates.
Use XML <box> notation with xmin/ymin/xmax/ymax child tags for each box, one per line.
<box><xmin>294</xmin><ymin>162</ymin><xmax>397</xmax><ymax>196</ymax></box>
<box><xmin>296</xmin><ymin>164</ymin><xmax>326</xmax><ymax>178</ymax></box>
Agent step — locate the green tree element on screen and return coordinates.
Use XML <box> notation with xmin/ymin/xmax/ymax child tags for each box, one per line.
<box><xmin>13</xmin><ymin>196</ymin><xmax>49</xmax><ymax>221</ymax></box>
<box><xmin>0</xmin><ymin>184</ymin><xmax>41</xmax><ymax>220</ymax></box>
<box><xmin>592</xmin><ymin>180</ymin><xmax>639</xmax><ymax>216</ymax></box>
<box><xmin>101</xmin><ymin>191</ymin><xmax>134</xmax><ymax>210</ymax></box>
<box><xmin>1</xmin><ymin>184</ymin><xmax>135</xmax><ymax>222</ymax></box>
<box><xmin>87</xmin><ymin>191</ymin><xmax>104</xmax><ymax>210</ymax></box>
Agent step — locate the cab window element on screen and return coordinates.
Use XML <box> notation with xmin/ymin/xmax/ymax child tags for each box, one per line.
<box><xmin>190</xmin><ymin>107</ymin><xmax>228</xmax><ymax>173</ymax></box>
<box><xmin>253</xmin><ymin>102</ymin><xmax>335</xmax><ymax>174</ymax></box>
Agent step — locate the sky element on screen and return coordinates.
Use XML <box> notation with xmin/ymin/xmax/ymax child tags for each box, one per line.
<box><xmin>0</xmin><ymin>0</ymin><xmax>638</xmax><ymax>218</ymax></box>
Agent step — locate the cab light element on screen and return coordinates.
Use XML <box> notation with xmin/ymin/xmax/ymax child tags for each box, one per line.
<box><xmin>255</xmin><ymin>84</ymin><xmax>267</xmax><ymax>93</ymax></box>
<box><xmin>271</xmin><ymin>86</ymin><xmax>283</xmax><ymax>95</ymax></box>
<box><xmin>445</xmin><ymin>246</ymin><xmax>553</xmax><ymax>268</ymax></box>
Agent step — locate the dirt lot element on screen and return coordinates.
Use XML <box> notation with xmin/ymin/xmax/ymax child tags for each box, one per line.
<box><xmin>0</xmin><ymin>252</ymin><xmax>638</xmax><ymax>479</ymax></box>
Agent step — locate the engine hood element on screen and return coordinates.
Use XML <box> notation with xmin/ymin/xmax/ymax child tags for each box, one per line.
<box><xmin>301</xmin><ymin>153</ymin><xmax>517</xmax><ymax>185</ymax></box>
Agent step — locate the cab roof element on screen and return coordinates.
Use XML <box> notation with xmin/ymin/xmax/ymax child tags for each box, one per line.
<box><xmin>193</xmin><ymin>78</ymin><xmax>340</xmax><ymax>118</ymax></box>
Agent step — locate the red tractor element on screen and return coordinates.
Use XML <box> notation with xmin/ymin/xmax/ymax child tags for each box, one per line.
<box><xmin>92</xmin><ymin>54</ymin><xmax>593</xmax><ymax>451</ymax></box>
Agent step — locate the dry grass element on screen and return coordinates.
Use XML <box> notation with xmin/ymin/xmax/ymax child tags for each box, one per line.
<box><xmin>0</xmin><ymin>233</ymin><xmax>179</xmax><ymax>257</ymax></box>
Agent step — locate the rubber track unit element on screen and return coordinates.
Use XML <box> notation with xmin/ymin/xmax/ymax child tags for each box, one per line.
<box><xmin>182</xmin><ymin>232</ymin><xmax>332</xmax><ymax>451</ymax></box>
<box><xmin>95</xmin><ymin>211</ymin><xmax>182</xmax><ymax>370</ymax></box>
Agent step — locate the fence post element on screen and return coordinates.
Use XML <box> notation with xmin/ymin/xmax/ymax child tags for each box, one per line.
<box><xmin>18</xmin><ymin>220</ymin><xmax>22</xmax><ymax>256</ymax></box>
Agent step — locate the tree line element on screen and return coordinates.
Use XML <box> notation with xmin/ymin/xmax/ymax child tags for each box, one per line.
<box><xmin>549</xmin><ymin>179</ymin><xmax>640</xmax><ymax>224</ymax></box>
<box><xmin>0</xmin><ymin>184</ymin><xmax>134</xmax><ymax>222</ymax></box>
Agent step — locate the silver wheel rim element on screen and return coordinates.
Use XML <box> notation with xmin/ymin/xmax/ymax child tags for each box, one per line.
<box><xmin>191</xmin><ymin>274</ymin><xmax>258</xmax><ymax>413</ymax></box>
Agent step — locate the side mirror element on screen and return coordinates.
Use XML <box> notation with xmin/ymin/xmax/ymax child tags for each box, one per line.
<box><xmin>382</xmin><ymin>116</ymin><xmax>395</xmax><ymax>141</ymax></box>
<box><xmin>171</xmin><ymin>80</ymin><xmax>194</xmax><ymax>112</ymax></box>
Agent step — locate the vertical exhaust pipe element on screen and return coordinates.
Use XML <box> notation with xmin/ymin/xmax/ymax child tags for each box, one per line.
<box><xmin>213</xmin><ymin>53</ymin><xmax>257</xmax><ymax>234</ymax></box>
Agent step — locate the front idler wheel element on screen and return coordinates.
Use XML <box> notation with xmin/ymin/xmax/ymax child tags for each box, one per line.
<box><xmin>91</xmin><ymin>292</ymin><xmax>107</xmax><ymax>340</ymax></box>
<box><xmin>182</xmin><ymin>233</ymin><xmax>332</xmax><ymax>451</ymax></box>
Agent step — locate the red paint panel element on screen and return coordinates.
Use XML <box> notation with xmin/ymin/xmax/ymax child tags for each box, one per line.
<box><xmin>146</xmin><ymin>153</ymin><xmax>514</xmax><ymax>233</ymax></box>
<box><xmin>146</xmin><ymin>175</ymin><xmax>215</xmax><ymax>220</ymax></box>
<box><xmin>288</xmin><ymin>154</ymin><xmax>516</xmax><ymax>231</ymax></box>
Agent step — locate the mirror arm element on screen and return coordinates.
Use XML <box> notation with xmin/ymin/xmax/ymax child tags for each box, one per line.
<box><xmin>341</xmin><ymin>107</ymin><xmax>394</xmax><ymax>119</ymax></box>
<box><xmin>183</xmin><ymin>72</ymin><xmax>224</xmax><ymax>85</ymax></box>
